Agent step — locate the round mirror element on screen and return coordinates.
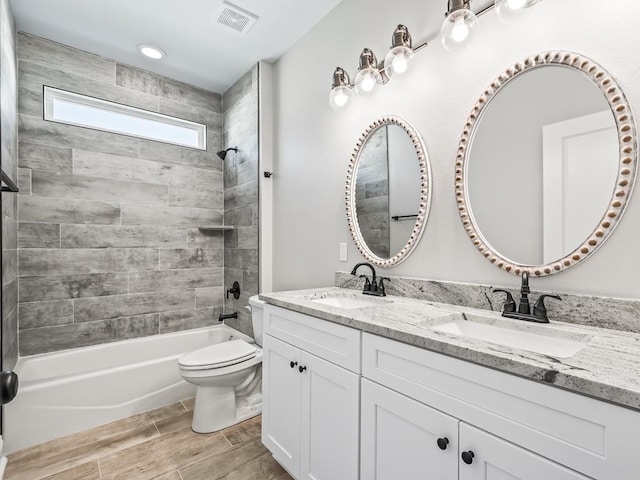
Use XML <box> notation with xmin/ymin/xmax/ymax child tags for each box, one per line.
<box><xmin>346</xmin><ymin>116</ymin><xmax>432</xmax><ymax>267</ymax></box>
<box><xmin>456</xmin><ymin>51</ymin><xmax>637</xmax><ymax>276</ymax></box>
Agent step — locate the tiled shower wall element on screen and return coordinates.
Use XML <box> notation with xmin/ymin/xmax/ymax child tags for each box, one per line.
<box><xmin>1</xmin><ymin>0</ymin><xmax>17</xmax><ymax>369</ymax></box>
<box><xmin>222</xmin><ymin>66</ymin><xmax>259</xmax><ymax>336</ymax></box>
<box><xmin>355</xmin><ymin>127</ymin><xmax>389</xmax><ymax>259</ymax></box>
<box><xmin>16</xmin><ymin>33</ymin><xmax>226</xmax><ymax>355</ymax></box>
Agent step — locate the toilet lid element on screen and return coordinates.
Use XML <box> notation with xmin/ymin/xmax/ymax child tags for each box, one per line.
<box><xmin>179</xmin><ymin>340</ymin><xmax>257</xmax><ymax>370</ymax></box>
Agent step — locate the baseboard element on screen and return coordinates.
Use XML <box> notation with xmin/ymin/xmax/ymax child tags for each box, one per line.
<box><xmin>0</xmin><ymin>435</ymin><xmax>6</xmax><ymax>479</ymax></box>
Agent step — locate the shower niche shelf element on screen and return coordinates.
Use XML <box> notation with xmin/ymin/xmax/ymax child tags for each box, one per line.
<box><xmin>198</xmin><ymin>226</ymin><xmax>234</xmax><ymax>232</ymax></box>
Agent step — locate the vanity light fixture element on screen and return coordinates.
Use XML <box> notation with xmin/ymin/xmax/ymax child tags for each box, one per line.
<box><xmin>328</xmin><ymin>1</ymin><xmax>542</xmax><ymax>110</ymax></box>
<box><xmin>441</xmin><ymin>0</ymin><xmax>477</xmax><ymax>51</ymax></box>
<box><xmin>137</xmin><ymin>44</ymin><xmax>166</xmax><ymax>60</ymax></box>
<box><xmin>329</xmin><ymin>24</ymin><xmax>424</xmax><ymax>110</ymax></box>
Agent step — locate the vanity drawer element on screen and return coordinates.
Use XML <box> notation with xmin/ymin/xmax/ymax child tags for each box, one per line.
<box><xmin>362</xmin><ymin>333</ymin><xmax>640</xmax><ymax>479</ymax></box>
<box><xmin>263</xmin><ymin>304</ymin><xmax>361</xmax><ymax>373</ymax></box>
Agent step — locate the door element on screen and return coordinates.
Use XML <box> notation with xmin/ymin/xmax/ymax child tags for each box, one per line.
<box><xmin>300</xmin><ymin>351</ymin><xmax>360</xmax><ymax>480</ymax></box>
<box><xmin>262</xmin><ymin>334</ymin><xmax>301</xmax><ymax>476</ymax></box>
<box><xmin>459</xmin><ymin>423</ymin><xmax>590</xmax><ymax>480</ymax></box>
<box><xmin>361</xmin><ymin>379</ymin><xmax>458</xmax><ymax>480</ymax></box>
<box><xmin>542</xmin><ymin>110</ymin><xmax>618</xmax><ymax>263</ymax></box>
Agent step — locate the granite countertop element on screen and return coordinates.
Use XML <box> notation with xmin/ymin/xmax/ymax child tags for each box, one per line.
<box><xmin>260</xmin><ymin>286</ymin><xmax>640</xmax><ymax>411</ymax></box>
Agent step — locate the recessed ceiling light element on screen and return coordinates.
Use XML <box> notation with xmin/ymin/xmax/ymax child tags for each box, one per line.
<box><xmin>137</xmin><ymin>44</ymin><xmax>166</xmax><ymax>60</ymax></box>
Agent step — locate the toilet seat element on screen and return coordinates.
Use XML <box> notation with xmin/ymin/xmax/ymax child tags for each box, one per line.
<box><xmin>179</xmin><ymin>340</ymin><xmax>257</xmax><ymax>371</ymax></box>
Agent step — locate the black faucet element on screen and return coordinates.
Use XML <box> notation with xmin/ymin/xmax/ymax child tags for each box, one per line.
<box><xmin>350</xmin><ymin>262</ymin><xmax>389</xmax><ymax>296</ymax></box>
<box><xmin>493</xmin><ymin>272</ymin><xmax>561</xmax><ymax>323</ymax></box>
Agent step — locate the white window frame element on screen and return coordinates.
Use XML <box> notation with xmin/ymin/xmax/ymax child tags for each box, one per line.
<box><xmin>43</xmin><ymin>86</ymin><xmax>207</xmax><ymax>150</ymax></box>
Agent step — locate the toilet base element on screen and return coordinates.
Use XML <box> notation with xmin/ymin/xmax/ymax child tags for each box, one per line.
<box><xmin>191</xmin><ymin>386</ymin><xmax>262</xmax><ymax>433</ymax></box>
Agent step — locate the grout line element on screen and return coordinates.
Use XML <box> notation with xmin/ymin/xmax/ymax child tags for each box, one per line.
<box><xmin>97</xmin><ymin>457</ymin><xmax>102</xmax><ymax>479</ymax></box>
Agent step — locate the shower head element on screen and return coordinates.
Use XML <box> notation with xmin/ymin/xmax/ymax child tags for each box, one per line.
<box><xmin>217</xmin><ymin>147</ymin><xmax>238</xmax><ymax>160</ymax></box>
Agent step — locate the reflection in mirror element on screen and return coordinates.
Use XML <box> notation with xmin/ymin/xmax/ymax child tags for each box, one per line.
<box><xmin>346</xmin><ymin>116</ymin><xmax>431</xmax><ymax>267</ymax></box>
<box><xmin>456</xmin><ymin>52</ymin><xmax>637</xmax><ymax>276</ymax></box>
<box><xmin>355</xmin><ymin>124</ymin><xmax>421</xmax><ymax>258</ymax></box>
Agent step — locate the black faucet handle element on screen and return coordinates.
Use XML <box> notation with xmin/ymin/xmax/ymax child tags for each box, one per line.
<box><xmin>378</xmin><ymin>277</ymin><xmax>390</xmax><ymax>296</ymax></box>
<box><xmin>359</xmin><ymin>274</ymin><xmax>372</xmax><ymax>291</ymax></box>
<box><xmin>533</xmin><ymin>294</ymin><xmax>562</xmax><ymax>322</ymax></box>
<box><xmin>520</xmin><ymin>271</ymin><xmax>530</xmax><ymax>293</ymax></box>
<box><xmin>493</xmin><ymin>289</ymin><xmax>516</xmax><ymax>313</ymax></box>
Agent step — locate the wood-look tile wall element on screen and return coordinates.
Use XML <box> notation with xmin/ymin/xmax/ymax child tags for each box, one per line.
<box><xmin>16</xmin><ymin>33</ymin><xmax>225</xmax><ymax>355</ymax></box>
<box><xmin>222</xmin><ymin>66</ymin><xmax>259</xmax><ymax>336</ymax></box>
<box><xmin>1</xmin><ymin>0</ymin><xmax>18</xmax><ymax>369</ymax></box>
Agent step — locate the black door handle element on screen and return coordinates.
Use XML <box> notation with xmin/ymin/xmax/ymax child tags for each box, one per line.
<box><xmin>461</xmin><ymin>450</ymin><xmax>475</xmax><ymax>465</ymax></box>
<box><xmin>298</xmin><ymin>365</ymin><xmax>307</xmax><ymax>373</ymax></box>
<box><xmin>0</xmin><ymin>370</ymin><xmax>18</xmax><ymax>405</ymax></box>
<box><xmin>290</xmin><ymin>361</ymin><xmax>297</xmax><ymax>369</ymax></box>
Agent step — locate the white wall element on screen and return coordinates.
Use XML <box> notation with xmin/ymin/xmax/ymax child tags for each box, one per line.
<box><xmin>272</xmin><ymin>0</ymin><xmax>640</xmax><ymax>299</ymax></box>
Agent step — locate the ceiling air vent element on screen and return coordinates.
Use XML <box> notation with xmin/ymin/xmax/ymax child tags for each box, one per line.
<box><xmin>215</xmin><ymin>1</ymin><xmax>258</xmax><ymax>35</ymax></box>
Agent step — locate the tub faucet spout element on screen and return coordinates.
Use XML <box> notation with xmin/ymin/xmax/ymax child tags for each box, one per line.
<box><xmin>218</xmin><ymin>312</ymin><xmax>238</xmax><ymax>322</ymax></box>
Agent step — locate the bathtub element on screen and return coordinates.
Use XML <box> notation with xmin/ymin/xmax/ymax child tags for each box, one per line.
<box><xmin>4</xmin><ymin>324</ymin><xmax>253</xmax><ymax>454</ymax></box>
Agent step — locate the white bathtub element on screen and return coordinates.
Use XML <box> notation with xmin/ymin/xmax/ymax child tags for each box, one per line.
<box><xmin>4</xmin><ymin>325</ymin><xmax>253</xmax><ymax>453</ymax></box>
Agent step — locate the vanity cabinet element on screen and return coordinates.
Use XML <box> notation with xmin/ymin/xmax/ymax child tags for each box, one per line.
<box><xmin>362</xmin><ymin>332</ymin><xmax>639</xmax><ymax>480</ymax></box>
<box><xmin>362</xmin><ymin>379</ymin><xmax>589</xmax><ymax>479</ymax></box>
<box><xmin>262</xmin><ymin>305</ymin><xmax>361</xmax><ymax>480</ymax></box>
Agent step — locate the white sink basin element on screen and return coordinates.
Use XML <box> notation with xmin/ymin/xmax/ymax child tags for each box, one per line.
<box><xmin>431</xmin><ymin>316</ymin><xmax>591</xmax><ymax>358</ymax></box>
<box><xmin>307</xmin><ymin>292</ymin><xmax>390</xmax><ymax>309</ymax></box>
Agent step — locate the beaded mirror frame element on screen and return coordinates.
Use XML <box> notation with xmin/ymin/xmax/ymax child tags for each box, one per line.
<box><xmin>455</xmin><ymin>51</ymin><xmax>637</xmax><ymax>276</ymax></box>
<box><xmin>346</xmin><ymin>115</ymin><xmax>432</xmax><ymax>267</ymax></box>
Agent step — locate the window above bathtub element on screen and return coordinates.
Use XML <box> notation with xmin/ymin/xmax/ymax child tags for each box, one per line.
<box><xmin>43</xmin><ymin>86</ymin><xmax>207</xmax><ymax>150</ymax></box>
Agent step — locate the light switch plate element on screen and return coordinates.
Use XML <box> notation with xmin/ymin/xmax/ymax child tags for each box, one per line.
<box><xmin>339</xmin><ymin>242</ymin><xmax>348</xmax><ymax>262</ymax></box>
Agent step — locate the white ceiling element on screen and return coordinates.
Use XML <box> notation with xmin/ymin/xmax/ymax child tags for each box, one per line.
<box><xmin>9</xmin><ymin>0</ymin><xmax>344</xmax><ymax>93</ymax></box>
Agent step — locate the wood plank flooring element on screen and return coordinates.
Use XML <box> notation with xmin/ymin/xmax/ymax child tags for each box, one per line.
<box><xmin>5</xmin><ymin>399</ymin><xmax>292</xmax><ymax>480</ymax></box>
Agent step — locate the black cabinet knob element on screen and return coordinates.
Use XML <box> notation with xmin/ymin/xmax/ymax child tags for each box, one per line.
<box><xmin>461</xmin><ymin>450</ymin><xmax>475</xmax><ymax>465</ymax></box>
<box><xmin>290</xmin><ymin>361</ymin><xmax>297</xmax><ymax>369</ymax></box>
<box><xmin>437</xmin><ymin>437</ymin><xmax>449</xmax><ymax>450</ymax></box>
<box><xmin>298</xmin><ymin>365</ymin><xmax>307</xmax><ymax>373</ymax></box>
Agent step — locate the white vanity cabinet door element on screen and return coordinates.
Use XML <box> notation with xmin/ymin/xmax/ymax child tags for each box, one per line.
<box><xmin>262</xmin><ymin>332</ymin><xmax>360</xmax><ymax>480</ymax></box>
<box><xmin>262</xmin><ymin>334</ymin><xmax>302</xmax><ymax>476</ymax></box>
<box><xmin>299</xmin><ymin>351</ymin><xmax>360</xmax><ymax>480</ymax></box>
<box><xmin>361</xmin><ymin>379</ymin><xmax>458</xmax><ymax>480</ymax></box>
<box><xmin>459</xmin><ymin>423</ymin><xmax>590</xmax><ymax>480</ymax></box>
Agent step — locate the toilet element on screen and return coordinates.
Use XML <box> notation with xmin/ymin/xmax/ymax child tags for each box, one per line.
<box><xmin>178</xmin><ymin>296</ymin><xmax>265</xmax><ymax>433</ymax></box>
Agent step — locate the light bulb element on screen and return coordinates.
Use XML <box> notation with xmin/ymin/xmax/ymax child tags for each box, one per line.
<box><xmin>354</xmin><ymin>67</ymin><xmax>382</xmax><ymax>95</ymax></box>
<box><xmin>495</xmin><ymin>0</ymin><xmax>541</xmax><ymax>22</ymax></box>
<box><xmin>441</xmin><ymin>9</ymin><xmax>477</xmax><ymax>52</ymax></box>
<box><xmin>384</xmin><ymin>46</ymin><xmax>415</xmax><ymax>79</ymax></box>
<box><xmin>451</xmin><ymin>16</ymin><xmax>469</xmax><ymax>42</ymax></box>
<box><xmin>329</xmin><ymin>86</ymin><xmax>352</xmax><ymax>111</ymax></box>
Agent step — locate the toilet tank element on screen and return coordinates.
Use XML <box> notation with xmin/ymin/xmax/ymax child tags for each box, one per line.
<box><xmin>248</xmin><ymin>295</ymin><xmax>265</xmax><ymax>347</ymax></box>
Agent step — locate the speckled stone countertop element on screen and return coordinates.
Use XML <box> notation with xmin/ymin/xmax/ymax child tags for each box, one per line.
<box><xmin>260</xmin><ymin>287</ymin><xmax>640</xmax><ymax>411</ymax></box>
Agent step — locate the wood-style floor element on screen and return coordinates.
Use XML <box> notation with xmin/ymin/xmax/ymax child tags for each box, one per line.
<box><xmin>5</xmin><ymin>399</ymin><xmax>293</xmax><ymax>480</ymax></box>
